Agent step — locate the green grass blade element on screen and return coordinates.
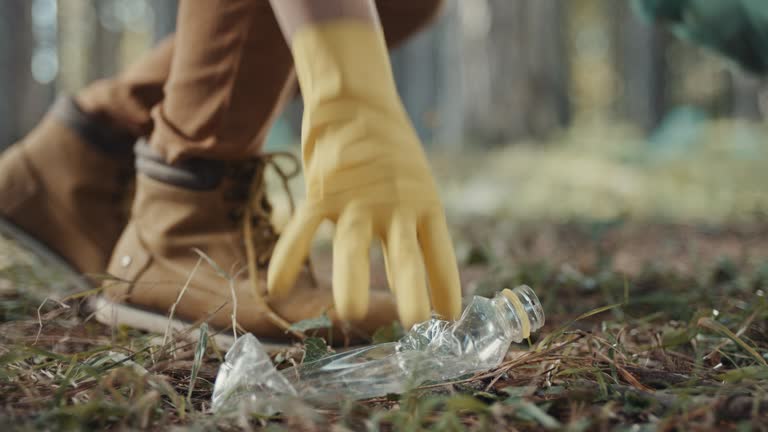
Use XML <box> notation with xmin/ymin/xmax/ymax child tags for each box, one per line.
<box><xmin>697</xmin><ymin>317</ymin><xmax>767</xmax><ymax>366</ymax></box>
<box><xmin>538</xmin><ymin>303</ymin><xmax>624</xmax><ymax>350</ymax></box>
<box><xmin>187</xmin><ymin>323</ymin><xmax>208</xmax><ymax>403</ymax></box>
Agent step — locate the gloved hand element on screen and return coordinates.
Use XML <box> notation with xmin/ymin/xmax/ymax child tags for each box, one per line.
<box><xmin>267</xmin><ymin>20</ymin><xmax>462</xmax><ymax>329</ymax></box>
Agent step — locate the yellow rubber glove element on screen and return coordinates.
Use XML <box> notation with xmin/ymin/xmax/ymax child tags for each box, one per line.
<box><xmin>267</xmin><ymin>20</ymin><xmax>462</xmax><ymax>329</ymax></box>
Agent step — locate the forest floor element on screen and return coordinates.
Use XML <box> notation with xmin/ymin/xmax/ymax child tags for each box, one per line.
<box><xmin>3</xmin><ymin>119</ymin><xmax>768</xmax><ymax>430</ymax></box>
<box><xmin>2</xmin><ymin>218</ymin><xmax>768</xmax><ymax>431</ymax></box>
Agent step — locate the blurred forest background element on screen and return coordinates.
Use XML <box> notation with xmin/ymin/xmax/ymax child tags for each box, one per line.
<box><xmin>2</xmin><ymin>0</ymin><xmax>768</xmax><ymax>223</ymax></box>
<box><xmin>6</xmin><ymin>3</ymin><xmax>768</xmax><ymax>430</ymax></box>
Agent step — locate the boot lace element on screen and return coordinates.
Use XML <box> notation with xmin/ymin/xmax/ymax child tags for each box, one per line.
<box><xmin>225</xmin><ymin>151</ymin><xmax>315</xmax><ymax>338</ymax></box>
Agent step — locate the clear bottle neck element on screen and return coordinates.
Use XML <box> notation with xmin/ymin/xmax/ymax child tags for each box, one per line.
<box><xmin>493</xmin><ymin>285</ymin><xmax>545</xmax><ymax>343</ymax></box>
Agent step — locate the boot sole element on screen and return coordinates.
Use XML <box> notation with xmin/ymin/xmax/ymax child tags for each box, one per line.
<box><xmin>90</xmin><ymin>296</ymin><xmax>374</xmax><ymax>352</ymax></box>
<box><xmin>88</xmin><ymin>295</ymin><xmax>243</xmax><ymax>349</ymax></box>
<box><xmin>88</xmin><ymin>296</ymin><xmax>297</xmax><ymax>351</ymax></box>
<box><xmin>89</xmin><ymin>297</ymin><xmax>371</xmax><ymax>354</ymax></box>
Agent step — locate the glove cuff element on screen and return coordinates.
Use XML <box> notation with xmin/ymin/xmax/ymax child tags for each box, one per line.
<box><xmin>291</xmin><ymin>20</ymin><xmax>417</xmax><ymax>169</ymax></box>
<box><xmin>291</xmin><ymin>20</ymin><xmax>406</xmax><ymax>120</ymax></box>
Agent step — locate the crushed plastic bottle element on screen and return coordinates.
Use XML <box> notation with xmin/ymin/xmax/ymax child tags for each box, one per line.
<box><xmin>212</xmin><ymin>285</ymin><xmax>545</xmax><ymax>412</ymax></box>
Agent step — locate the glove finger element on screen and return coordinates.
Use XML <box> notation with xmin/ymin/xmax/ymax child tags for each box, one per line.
<box><xmin>267</xmin><ymin>205</ymin><xmax>323</xmax><ymax>298</ymax></box>
<box><xmin>385</xmin><ymin>212</ymin><xmax>431</xmax><ymax>329</ymax></box>
<box><xmin>332</xmin><ymin>207</ymin><xmax>373</xmax><ymax>321</ymax></box>
<box><xmin>419</xmin><ymin>210</ymin><xmax>462</xmax><ymax>320</ymax></box>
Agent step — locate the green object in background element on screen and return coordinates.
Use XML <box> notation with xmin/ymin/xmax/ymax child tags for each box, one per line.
<box><xmin>647</xmin><ymin>106</ymin><xmax>707</xmax><ymax>161</ymax></box>
<box><xmin>634</xmin><ymin>0</ymin><xmax>768</xmax><ymax>75</ymax></box>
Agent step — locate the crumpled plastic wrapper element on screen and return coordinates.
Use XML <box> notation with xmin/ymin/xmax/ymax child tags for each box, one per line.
<box><xmin>211</xmin><ymin>334</ymin><xmax>296</xmax><ymax>414</ymax></box>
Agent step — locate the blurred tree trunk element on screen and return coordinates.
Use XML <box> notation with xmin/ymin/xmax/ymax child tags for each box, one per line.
<box><xmin>0</xmin><ymin>1</ymin><xmax>28</xmax><ymax>147</ymax></box>
<box><xmin>385</xmin><ymin>0</ymin><xmax>464</xmax><ymax>148</ymax></box>
<box><xmin>527</xmin><ymin>0</ymin><xmax>570</xmax><ymax>137</ymax></box>
<box><xmin>434</xmin><ymin>0</ymin><xmax>464</xmax><ymax>149</ymax></box>
<box><xmin>88</xmin><ymin>0</ymin><xmax>122</xmax><ymax>81</ymax></box>
<box><xmin>611</xmin><ymin>1</ymin><xmax>667</xmax><ymax>132</ymax></box>
<box><xmin>728</xmin><ymin>71</ymin><xmax>763</xmax><ymax>120</ymax></box>
<box><xmin>0</xmin><ymin>1</ymin><xmax>52</xmax><ymax>149</ymax></box>
<box><xmin>463</xmin><ymin>0</ymin><xmax>570</xmax><ymax>146</ymax></box>
<box><xmin>391</xmin><ymin>24</ymin><xmax>440</xmax><ymax>143</ymax></box>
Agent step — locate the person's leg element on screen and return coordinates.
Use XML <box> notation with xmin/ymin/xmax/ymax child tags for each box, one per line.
<box><xmin>148</xmin><ymin>0</ymin><xmax>444</xmax><ymax>163</ymax></box>
<box><xmin>102</xmin><ymin>0</ymin><xmax>339</xmax><ymax>342</ymax></box>
<box><xmin>101</xmin><ymin>0</ymin><xmax>444</xmax><ymax>342</ymax></box>
<box><xmin>147</xmin><ymin>1</ymin><xmax>293</xmax><ymax>162</ymax></box>
<box><xmin>0</xmin><ymin>98</ymin><xmax>134</xmax><ymax>275</ymax></box>
<box><xmin>0</xmin><ymin>0</ymin><xmax>441</xmax><ymax>281</ymax></box>
<box><xmin>76</xmin><ymin>37</ymin><xmax>174</xmax><ymax>140</ymax></box>
<box><xmin>0</xmin><ymin>38</ymin><xmax>175</xmax><ymax>275</ymax></box>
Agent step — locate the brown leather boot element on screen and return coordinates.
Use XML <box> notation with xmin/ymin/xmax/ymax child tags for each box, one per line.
<box><xmin>94</xmin><ymin>142</ymin><xmax>399</xmax><ymax>346</ymax></box>
<box><xmin>0</xmin><ymin>97</ymin><xmax>135</xmax><ymax>276</ymax></box>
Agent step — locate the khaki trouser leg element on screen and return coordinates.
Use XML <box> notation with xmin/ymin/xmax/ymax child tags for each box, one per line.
<box><xmin>143</xmin><ymin>0</ymin><xmax>444</xmax><ymax>163</ymax></box>
<box><xmin>76</xmin><ymin>37</ymin><xmax>173</xmax><ymax>139</ymax></box>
